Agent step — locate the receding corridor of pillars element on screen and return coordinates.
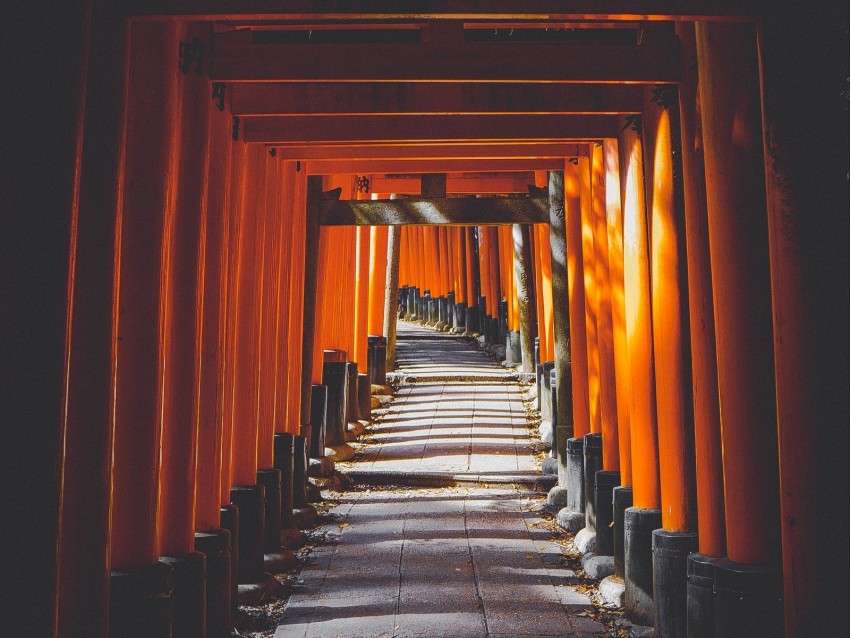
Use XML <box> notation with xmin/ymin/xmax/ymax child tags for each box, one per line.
<box><xmin>2</xmin><ymin>1</ymin><xmax>847</xmax><ymax>638</ymax></box>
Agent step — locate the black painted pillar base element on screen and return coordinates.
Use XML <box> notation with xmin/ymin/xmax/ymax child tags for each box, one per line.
<box><xmin>293</xmin><ymin>436</ymin><xmax>308</xmax><ymax>509</ymax></box>
<box><xmin>309</xmin><ymin>385</ymin><xmax>327</xmax><ymax>457</ymax></box>
<box><xmin>624</xmin><ymin>507</ymin><xmax>662</xmax><ymax>626</ymax></box>
<box><xmin>713</xmin><ymin>558</ymin><xmax>783</xmax><ymax>638</ymax></box>
<box><xmin>195</xmin><ymin>529</ymin><xmax>232</xmax><ymax>638</ymax></box>
<box><xmin>652</xmin><ymin>529</ymin><xmax>699</xmax><ymax>638</ymax></box>
<box><xmin>583</xmin><ymin>433</ymin><xmax>603</xmax><ymax>530</ymax></box>
<box><xmin>345</xmin><ymin>362</ymin><xmax>359</xmax><ymax>425</ymax></box>
<box><xmin>454</xmin><ymin>301</ymin><xmax>466</xmax><ymax>330</ymax></box>
<box><xmin>613</xmin><ymin>487</ymin><xmax>633</xmax><ymax>578</ymax></box>
<box><xmin>322</xmin><ymin>361</ymin><xmax>349</xmax><ymax>447</ymax></box>
<box><xmin>687</xmin><ymin>553</ymin><xmax>717</xmax><ymax>638</ymax></box>
<box><xmin>357</xmin><ymin>372</ymin><xmax>372</xmax><ymax>422</ymax></box>
<box><xmin>566</xmin><ymin>438</ymin><xmax>585</xmax><ymax>512</ymax></box>
<box><xmin>109</xmin><ymin>562</ymin><xmax>174</xmax><ymax>638</ymax></box>
<box><xmin>219</xmin><ymin>505</ymin><xmax>239</xmax><ymax>620</ymax></box>
<box><xmin>595</xmin><ymin>471</ymin><xmax>620</xmax><ymax>556</ymax></box>
<box><xmin>273</xmin><ymin>434</ymin><xmax>295</xmax><ymax>533</ymax></box>
<box><xmin>229</xmin><ymin>485</ymin><xmax>266</xmax><ymax>584</ymax></box>
<box><xmin>465</xmin><ymin>305</ymin><xmax>479</xmax><ymax>334</ymax></box>
<box><xmin>368</xmin><ymin>335</ymin><xmax>387</xmax><ymax>385</ymax></box>
<box><xmin>257</xmin><ymin>469</ymin><xmax>282</xmax><ymax>551</ymax></box>
<box><xmin>159</xmin><ymin>551</ymin><xmax>206</xmax><ymax>638</ymax></box>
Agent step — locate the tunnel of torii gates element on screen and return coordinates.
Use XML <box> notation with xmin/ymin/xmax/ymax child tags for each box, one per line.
<box><xmin>2</xmin><ymin>1</ymin><xmax>848</xmax><ymax>638</ymax></box>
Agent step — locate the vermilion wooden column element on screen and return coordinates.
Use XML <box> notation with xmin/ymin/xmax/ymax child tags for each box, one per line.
<box><xmin>697</xmin><ymin>22</ymin><xmax>782</xmax><ymax>635</ymax></box>
<box><xmin>536</xmin><ymin>223</ymin><xmax>555</xmax><ymax>363</ymax></box>
<box><xmin>110</xmin><ymin>20</ymin><xmax>180</xmax><ymax>571</ymax></box>
<box><xmin>368</xmin><ymin>226</ymin><xmax>389</xmax><ymax>335</ymax></box>
<box><xmin>353</xmin><ymin>226</ymin><xmax>371</xmax><ymax>369</ymax></box>
<box><xmin>465</xmin><ymin>226</ymin><xmax>478</xmax><ymax>311</ymax></box>
<box><xmin>56</xmin><ymin>6</ymin><xmax>128</xmax><ymax>635</ymax></box>
<box><xmin>620</xmin><ymin>124</ymin><xmax>660</xmax><ymax>512</ymax></box>
<box><xmin>603</xmin><ymin>139</ymin><xmax>633</xmax><ymax>487</ymax></box>
<box><xmin>108</xmin><ymin>20</ymin><xmax>181</xmax><ymax>638</ymax></box>
<box><xmin>158</xmin><ymin>22</ymin><xmax>211</xmax><ymax>560</ymax></box>
<box><xmin>620</xmin><ymin>114</ymin><xmax>662</xmax><ymax>626</ymax></box>
<box><xmin>220</xmin><ymin>139</ymin><xmax>247</xmax><ymax>507</ymax></box>
<box><xmin>284</xmin><ymin>161</ymin><xmax>308</xmax><ymax>434</ymax></box>
<box><xmin>644</xmin><ymin>87</ymin><xmax>699</xmax><ymax>636</ymax></box>
<box><xmin>592</xmin><ymin>144</ymin><xmax>619</xmax><ymax>471</ymax></box>
<box><xmin>299</xmin><ymin>176</ymin><xmax>323</xmax><ymax>431</ymax></box>
<box><xmin>579</xmin><ymin>157</ymin><xmax>601</xmax><ymax>435</ymax></box>
<box><xmin>675</xmin><ymin>23</ymin><xmax>725</xmax><ymax>557</ymax></box>
<box><xmin>256</xmin><ymin>153</ymin><xmax>283</xmax><ymax>472</ymax></box>
<box><xmin>697</xmin><ymin>20</ymin><xmax>780</xmax><ymax>565</ymax></box>
<box><xmin>565</xmin><ymin>161</ymin><xmax>591</xmax><ymax>442</ymax></box>
<box><xmin>644</xmin><ymin>98</ymin><xmax>696</xmax><ymax>535</ymax></box>
<box><xmin>230</xmin><ymin>144</ymin><xmax>265</xmax><ymax>489</ymax></box>
<box><xmin>758</xmin><ymin>11</ymin><xmax>849</xmax><ymax>633</ymax></box>
<box><xmin>476</xmin><ymin>226</ymin><xmax>492</xmax><ymax>317</ymax></box>
<box><xmin>194</xmin><ymin>70</ymin><xmax>233</xmax><ymax>536</ymax></box>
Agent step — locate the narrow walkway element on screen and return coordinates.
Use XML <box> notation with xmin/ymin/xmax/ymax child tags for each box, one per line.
<box><xmin>274</xmin><ymin>323</ymin><xmax>610</xmax><ymax>638</ymax></box>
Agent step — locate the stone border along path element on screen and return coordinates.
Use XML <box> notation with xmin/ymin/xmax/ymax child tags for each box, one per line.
<box><xmin>262</xmin><ymin>321</ymin><xmax>624</xmax><ymax>638</ymax></box>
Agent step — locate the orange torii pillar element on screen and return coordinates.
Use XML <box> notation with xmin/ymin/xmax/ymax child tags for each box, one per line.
<box><xmin>576</xmin><ymin>154</ymin><xmax>607</xmax><ymax>554</ymax></box>
<box><xmin>465</xmin><ymin>225</ymin><xmax>482</xmax><ymax>333</ymax></box>
<box><xmin>759</xmin><ymin>11</ymin><xmax>849</xmax><ymax>636</ymax></box>
<box><xmin>486</xmin><ymin>226</ymin><xmax>503</xmax><ymax>343</ymax></box>
<box><xmin>452</xmin><ymin>227</ymin><xmax>468</xmax><ymax>330</ymax></box>
<box><xmin>254</xmin><ymin>154</ymin><xmax>297</xmax><ymax>577</ymax></box>
<box><xmin>600</xmin><ymin>138</ymin><xmax>636</xmax><ymax>597</ymax></box>
<box><xmin>551</xmin><ymin>159</ymin><xmax>592</xmax><ymax>534</ymax></box>
<box><xmin>229</xmin><ymin>145</ymin><xmax>279</xmax><ymax>597</ymax></box>
<box><xmin>586</xmin><ymin>143</ymin><xmax>622</xmax><ymax>565</ymax></box>
<box><xmin>54</xmin><ymin>8</ymin><xmax>129</xmax><ymax>637</ymax></box>
<box><xmin>674</xmin><ymin>22</ymin><xmax>726</xmax><ymax>636</ymax></box>
<box><xmin>444</xmin><ymin>226</ymin><xmax>457</xmax><ymax>328</ymax></box>
<box><xmin>107</xmin><ymin>22</ymin><xmax>181</xmax><ymax>637</ymax></box>
<box><xmin>643</xmin><ymin>88</ymin><xmax>699</xmax><ymax>636</ymax></box>
<box><xmin>620</xmin><ymin>116</ymin><xmax>662</xmax><ymax>626</ymax></box>
<box><xmin>353</xmin><ymin>224</ymin><xmax>372</xmax><ymax>419</ymax></box>
<box><xmin>157</xmin><ymin>22</ymin><xmax>213</xmax><ymax>636</ymax></box>
<box><xmin>697</xmin><ymin>22</ymin><xmax>782</xmax><ymax>636</ymax></box>
<box><xmin>298</xmin><ymin>176</ymin><xmax>325</xmax><ymax>518</ymax></box>
<box><xmin>367</xmin><ymin>224</ymin><xmax>389</xmax><ymax>383</ymax></box>
<box><xmin>501</xmin><ymin>225</ymin><xmax>516</xmax><ymax>349</ymax></box>
<box><xmin>193</xmin><ymin>90</ymin><xmax>239</xmax><ymax>638</ymax></box>
<box><xmin>476</xmin><ymin>226</ymin><xmax>492</xmax><ymax>338</ymax></box>
<box><xmin>276</xmin><ymin>160</ymin><xmax>309</xmax><ymax>549</ymax></box>
<box><xmin>438</xmin><ymin>226</ymin><xmax>452</xmax><ymax>328</ymax></box>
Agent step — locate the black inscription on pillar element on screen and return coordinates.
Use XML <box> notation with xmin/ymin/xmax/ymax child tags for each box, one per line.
<box><xmin>356</xmin><ymin>175</ymin><xmax>371</xmax><ymax>194</ymax></box>
<box><xmin>269</xmin><ymin>148</ymin><xmax>277</xmax><ymax>157</ymax></box>
<box><xmin>178</xmin><ymin>36</ymin><xmax>205</xmax><ymax>76</ymax></box>
<box><xmin>622</xmin><ymin>114</ymin><xmax>643</xmax><ymax>135</ymax></box>
<box><xmin>650</xmin><ymin>84</ymin><xmax>677</xmax><ymax>111</ymax></box>
<box><xmin>568</xmin><ymin>157</ymin><xmax>579</xmax><ymax>165</ymax></box>
<box><xmin>212</xmin><ymin>82</ymin><xmax>226</xmax><ymax>111</ymax></box>
<box><xmin>232</xmin><ymin>116</ymin><xmax>240</xmax><ymax>141</ymax></box>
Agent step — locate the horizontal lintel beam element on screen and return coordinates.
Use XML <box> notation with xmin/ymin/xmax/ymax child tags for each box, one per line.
<box><xmin>230</xmin><ymin>82</ymin><xmax>643</xmax><ymax>116</ymax></box>
<box><xmin>273</xmin><ymin>142</ymin><xmax>588</xmax><ymax>160</ymax></box>
<box><xmin>127</xmin><ymin>1</ymin><xmax>759</xmax><ymax>22</ymax></box>
<box><xmin>306</xmin><ymin>158</ymin><xmax>563</xmax><ymax>174</ymax></box>
<box><xmin>320</xmin><ymin>195</ymin><xmax>549</xmax><ymax>225</ymax></box>
<box><xmin>214</xmin><ymin>37</ymin><xmax>680</xmax><ymax>84</ymax></box>
<box><xmin>243</xmin><ymin>115</ymin><xmax>619</xmax><ymax>143</ymax></box>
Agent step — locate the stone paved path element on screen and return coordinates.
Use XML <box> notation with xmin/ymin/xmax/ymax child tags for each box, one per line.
<box><xmin>274</xmin><ymin>322</ymin><xmax>610</xmax><ymax>638</ymax></box>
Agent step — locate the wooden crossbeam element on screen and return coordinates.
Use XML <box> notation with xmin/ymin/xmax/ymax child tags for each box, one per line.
<box><xmin>213</xmin><ymin>28</ymin><xmax>681</xmax><ymax>83</ymax></box>
<box><xmin>306</xmin><ymin>158</ymin><xmax>563</xmax><ymax>174</ymax></box>
<box><xmin>127</xmin><ymin>0</ymin><xmax>759</xmax><ymax>21</ymax></box>
<box><xmin>272</xmin><ymin>142</ymin><xmax>588</xmax><ymax>160</ymax></box>
<box><xmin>320</xmin><ymin>195</ymin><xmax>549</xmax><ymax>225</ymax></box>
<box><xmin>243</xmin><ymin>114</ymin><xmax>619</xmax><ymax>143</ymax></box>
<box><xmin>231</xmin><ymin>82</ymin><xmax>643</xmax><ymax>116</ymax></box>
